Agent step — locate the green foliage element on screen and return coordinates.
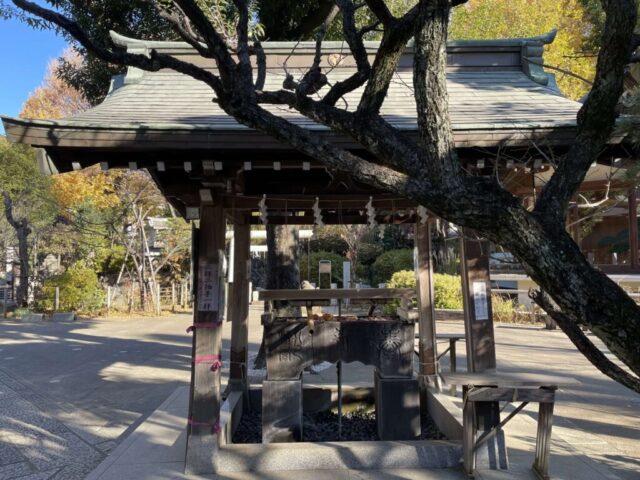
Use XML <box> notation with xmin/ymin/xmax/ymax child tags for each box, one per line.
<box><xmin>450</xmin><ymin>0</ymin><xmax>598</xmax><ymax>100</ymax></box>
<box><xmin>492</xmin><ymin>294</ymin><xmax>528</xmax><ymax>323</ymax></box>
<box><xmin>385</xmin><ymin>270</ymin><xmax>463</xmax><ymax>312</ymax></box>
<box><xmin>0</xmin><ymin>138</ymin><xmax>56</xmax><ymax>228</ymax></box>
<box><xmin>300</xmin><ymin>251</ymin><xmax>344</xmax><ymax>288</ymax></box>
<box><xmin>433</xmin><ymin>273</ymin><xmax>463</xmax><ymax>310</ymax></box>
<box><xmin>39</xmin><ymin>261</ymin><xmax>105</xmax><ymax>312</ymax></box>
<box><xmin>371</xmin><ymin>249</ymin><xmax>413</xmax><ymax>285</ymax></box>
<box><xmin>309</xmin><ymin>226</ymin><xmax>348</xmax><ymax>255</ymax></box>
<box><xmin>387</xmin><ymin>269</ymin><xmax>416</xmax><ymax>289</ymax></box>
<box><xmin>13</xmin><ymin>308</ymin><xmax>31</xmax><ymax>319</ymax></box>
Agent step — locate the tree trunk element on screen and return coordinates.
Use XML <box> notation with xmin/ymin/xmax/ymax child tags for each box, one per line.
<box><xmin>266</xmin><ymin>224</ymin><xmax>301</xmax><ymax>296</ymax></box>
<box><xmin>2</xmin><ymin>192</ymin><xmax>31</xmax><ymax>307</ymax></box>
<box><xmin>431</xmin><ymin>219</ymin><xmax>455</xmax><ymax>274</ymax></box>
<box><xmin>254</xmin><ymin>224</ymin><xmax>300</xmax><ymax>369</ymax></box>
<box><xmin>15</xmin><ymin>225</ymin><xmax>30</xmax><ymax>307</ymax></box>
<box><xmin>491</xmin><ymin>210</ymin><xmax>640</xmax><ymax>379</ymax></box>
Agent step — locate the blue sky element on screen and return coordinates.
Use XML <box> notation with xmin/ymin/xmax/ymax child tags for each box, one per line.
<box><xmin>0</xmin><ymin>16</ymin><xmax>68</xmax><ymax>134</ymax></box>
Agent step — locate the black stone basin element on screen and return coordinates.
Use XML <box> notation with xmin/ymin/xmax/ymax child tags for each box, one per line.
<box><xmin>265</xmin><ymin>318</ymin><xmax>415</xmax><ymax>380</ymax></box>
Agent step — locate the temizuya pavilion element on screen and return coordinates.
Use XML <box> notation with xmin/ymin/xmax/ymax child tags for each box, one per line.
<box><xmin>2</xmin><ymin>30</ymin><xmax>632</xmax><ymax>478</ymax></box>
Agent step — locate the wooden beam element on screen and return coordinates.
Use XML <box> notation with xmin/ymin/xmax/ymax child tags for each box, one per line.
<box><xmin>248</xmin><ymin>214</ymin><xmax>417</xmax><ymax>225</ymax></box>
<box><xmin>259</xmin><ymin>288</ymin><xmax>415</xmax><ymax>301</ymax></box>
<box><xmin>460</xmin><ymin>232</ymin><xmax>497</xmax><ymax>373</ymax></box>
<box><xmin>229</xmin><ymin>222</ymin><xmax>251</xmax><ymax>398</ymax></box>
<box><xmin>459</xmin><ymin>231</ymin><xmax>502</xmax><ymax>466</ymax></box>
<box><xmin>185</xmin><ymin>204</ymin><xmax>226</xmax><ymax>475</ymax></box>
<box><xmin>629</xmin><ymin>188</ymin><xmax>638</xmax><ymax>269</ymax></box>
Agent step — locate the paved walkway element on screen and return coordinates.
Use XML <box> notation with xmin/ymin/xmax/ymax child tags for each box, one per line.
<box><xmin>0</xmin><ymin>314</ymin><xmax>194</xmax><ymax>479</ymax></box>
<box><xmin>1</xmin><ymin>307</ymin><xmax>639</xmax><ymax>479</ymax></box>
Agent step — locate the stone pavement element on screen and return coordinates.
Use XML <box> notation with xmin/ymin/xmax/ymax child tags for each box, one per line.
<box><xmin>0</xmin><ymin>314</ymin><xmax>196</xmax><ymax>479</ymax></box>
<box><xmin>1</xmin><ymin>307</ymin><xmax>639</xmax><ymax>479</ymax></box>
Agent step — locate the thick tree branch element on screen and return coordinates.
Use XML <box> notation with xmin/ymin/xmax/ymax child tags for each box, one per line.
<box><xmin>320</xmin><ymin>0</ymin><xmax>371</xmax><ymax>106</ymax></box>
<box><xmin>357</xmin><ymin>1</ymin><xmax>429</xmax><ymax>115</ymax></box>
<box><xmin>364</xmin><ymin>0</ymin><xmax>394</xmax><ymax>25</ymax></box>
<box><xmin>231</xmin><ymin>104</ymin><xmax>411</xmax><ymax>195</ymax></box>
<box><xmin>172</xmin><ymin>0</ymin><xmax>237</xmax><ymax>83</ymax></box>
<box><xmin>534</xmin><ymin>0</ymin><xmax>637</xmax><ymax>223</ymax></box>
<box><xmin>256</xmin><ymin>89</ymin><xmax>422</xmax><ymax>176</ymax></box>
<box><xmin>530</xmin><ymin>289</ymin><xmax>640</xmax><ymax>394</ymax></box>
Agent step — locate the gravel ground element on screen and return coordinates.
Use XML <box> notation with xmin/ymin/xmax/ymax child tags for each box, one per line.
<box><xmin>233</xmin><ymin>408</ymin><xmax>445</xmax><ymax>443</ymax></box>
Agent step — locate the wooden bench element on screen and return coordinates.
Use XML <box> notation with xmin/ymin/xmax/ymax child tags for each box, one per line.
<box><xmin>441</xmin><ymin>372</ymin><xmax>581</xmax><ymax>480</ymax></box>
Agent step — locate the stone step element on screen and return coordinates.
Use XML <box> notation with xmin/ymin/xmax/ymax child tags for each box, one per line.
<box><xmin>217</xmin><ymin>439</ymin><xmax>462</xmax><ymax>472</ymax></box>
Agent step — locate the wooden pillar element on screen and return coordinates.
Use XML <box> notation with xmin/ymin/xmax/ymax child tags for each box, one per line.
<box><xmin>185</xmin><ymin>204</ymin><xmax>226</xmax><ymax>475</ymax></box>
<box><xmin>460</xmin><ymin>231</ymin><xmax>496</xmax><ymax>373</ymax></box>
<box><xmin>460</xmin><ymin>230</ymin><xmax>504</xmax><ymax>469</ymax></box>
<box><xmin>629</xmin><ymin>188</ymin><xmax>638</xmax><ymax>269</ymax></box>
<box><xmin>414</xmin><ymin>221</ymin><xmax>438</xmax><ymax>389</ymax></box>
<box><xmin>230</xmin><ymin>221</ymin><xmax>251</xmax><ymax>398</ymax></box>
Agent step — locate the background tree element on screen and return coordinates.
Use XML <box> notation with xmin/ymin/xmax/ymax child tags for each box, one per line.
<box><xmin>450</xmin><ymin>0</ymin><xmax>600</xmax><ymax>99</ymax></box>
<box><xmin>0</xmin><ymin>139</ymin><xmax>56</xmax><ymax>306</ymax></box>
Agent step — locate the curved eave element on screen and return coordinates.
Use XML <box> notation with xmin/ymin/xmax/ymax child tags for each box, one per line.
<box><xmin>1</xmin><ymin>116</ymin><xmax>585</xmax><ymax>151</ymax></box>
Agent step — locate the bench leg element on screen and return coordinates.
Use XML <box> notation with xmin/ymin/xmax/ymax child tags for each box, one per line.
<box><xmin>462</xmin><ymin>395</ymin><xmax>476</xmax><ymax>478</ymax></box>
<box><xmin>533</xmin><ymin>401</ymin><xmax>554</xmax><ymax>480</ymax></box>
<box><xmin>449</xmin><ymin>339</ymin><xmax>457</xmax><ymax>396</ymax></box>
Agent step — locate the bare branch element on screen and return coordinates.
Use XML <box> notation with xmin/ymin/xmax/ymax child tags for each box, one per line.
<box><xmin>524</xmin><ymin>58</ymin><xmax>593</xmax><ymax>86</ymax></box>
<box><xmin>149</xmin><ymin>1</ymin><xmax>213</xmax><ymax>58</ymax></box>
<box><xmin>321</xmin><ymin>0</ymin><xmax>372</xmax><ymax>105</ymax></box>
<box><xmin>530</xmin><ymin>289</ymin><xmax>640</xmax><ymax>394</ymax></box>
<box><xmin>172</xmin><ymin>0</ymin><xmax>237</xmax><ymax>82</ymax></box>
<box><xmin>11</xmin><ymin>0</ymin><xmax>225</xmax><ymax>94</ymax></box>
<box><xmin>253</xmin><ymin>41</ymin><xmax>267</xmax><ymax>91</ymax></box>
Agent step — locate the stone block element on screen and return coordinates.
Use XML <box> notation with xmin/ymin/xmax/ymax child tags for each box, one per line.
<box><xmin>51</xmin><ymin>312</ymin><xmax>76</xmax><ymax>322</ymax></box>
<box><xmin>262</xmin><ymin>378</ymin><xmax>302</xmax><ymax>443</ymax></box>
<box><xmin>22</xmin><ymin>314</ymin><xmax>44</xmax><ymax>322</ymax></box>
<box><xmin>265</xmin><ymin>320</ymin><xmax>414</xmax><ymax>380</ymax></box>
<box><xmin>374</xmin><ymin>372</ymin><xmax>420</xmax><ymax>440</ymax></box>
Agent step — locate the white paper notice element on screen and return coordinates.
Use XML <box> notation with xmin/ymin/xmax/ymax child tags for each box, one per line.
<box><xmin>472</xmin><ymin>281</ymin><xmax>489</xmax><ymax>321</ymax></box>
<box><xmin>198</xmin><ymin>263</ymin><xmax>219</xmax><ymax>312</ymax></box>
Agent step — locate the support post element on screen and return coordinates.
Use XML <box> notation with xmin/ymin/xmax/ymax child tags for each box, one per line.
<box><xmin>460</xmin><ymin>231</ymin><xmax>496</xmax><ymax>373</ymax></box>
<box><xmin>172</xmin><ymin>283</ymin><xmax>176</xmax><ymax>312</ymax></box>
<box><xmin>460</xmin><ymin>230</ymin><xmax>506</xmax><ymax>471</ymax></box>
<box><xmin>414</xmin><ymin>220</ymin><xmax>438</xmax><ymax>398</ymax></box>
<box><xmin>629</xmin><ymin>188</ymin><xmax>638</xmax><ymax>269</ymax></box>
<box><xmin>54</xmin><ymin>286</ymin><xmax>60</xmax><ymax>312</ymax></box>
<box><xmin>106</xmin><ymin>286</ymin><xmax>111</xmax><ymax>316</ymax></box>
<box><xmin>185</xmin><ymin>204</ymin><xmax>226</xmax><ymax>475</ymax></box>
<box><xmin>229</xmin><ymin>221</ymin><xmax>251</xmax><ymax>402</ymax></box>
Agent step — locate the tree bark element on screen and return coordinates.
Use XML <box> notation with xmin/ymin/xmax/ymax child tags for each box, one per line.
<box><xmin>254</xmin><ymin>224</ymin><xmax>300</xmax><ymax>369</ymax></box>
<box><xmin>266</xmin><ymin>224</ymin><xmax>301</xmax><ymax>297</ymax></box>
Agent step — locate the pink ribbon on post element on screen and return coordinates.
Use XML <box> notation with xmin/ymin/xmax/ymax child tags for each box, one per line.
<box><xmin>192</xmin><ymin>354</ymin><xmax>222</xmax><ymax>365</ymax></box>
<box><xmin>188</xmin><ymin>417</ymin><xmax>221</xmax><ymax>434</ymax></box>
